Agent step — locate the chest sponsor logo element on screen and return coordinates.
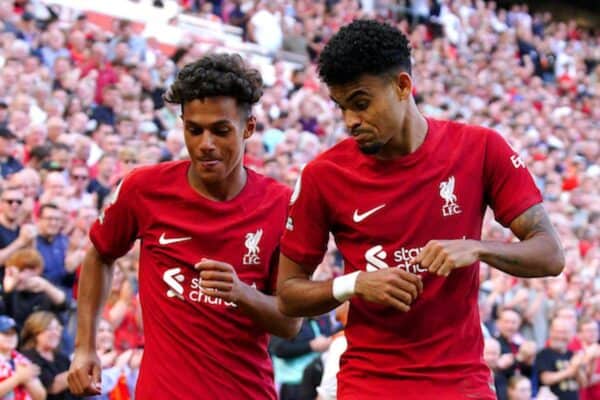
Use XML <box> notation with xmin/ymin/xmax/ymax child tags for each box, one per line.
<box><xmin>162</xmin><ymin>267</ymin><xmax>238</xmax><ymax>308</ymax></box>
<box><xmin>511</xmin><ymin>154</ymin><xmax>525</xmax><ymax>169</ymax></box>
<box><xmin>439</xmin><ymin>176</ymin><xmax>462</xmax><ymax>217</ymax></box>
<box><xmin>353</xmin><ymin>204</ymin><xmax>386</xmax><ymax>223</ymax></box>
<box><xmin>365</xmin><ymin>245</ymin><xmax>427</xmax><ymax>274</ymax></box>
<box><xmin>243</xmin><ymin>229</ymin><xmax>263</xmax><ymax>265</ymax></box>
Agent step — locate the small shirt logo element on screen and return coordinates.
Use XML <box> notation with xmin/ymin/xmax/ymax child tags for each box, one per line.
<box><xmin>158</xmin><ymin>232</ymin><xmax>192</xmax><ymax>245</ymax></box>
<box><xmin>439</xmin><ymin>176</ymin><xmax>462</xmax><ymax>217</ymax></box>
<box><xmin>511</xmin><ymin>154</ymin><xmax>525</xmax><ymax>168</ymax></box>
<box><xmin>353</xmin><ymin>204</ymin><xmax>386</xmax><ymax>223</ymax></box>
<box><xmin>243</xmin><ymin>229</ymin><xmax>263</xmax><ymax>265</ymax></box>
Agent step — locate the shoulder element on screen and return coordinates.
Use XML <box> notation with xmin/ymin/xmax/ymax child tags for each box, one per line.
<box><xmin>302</xmin><ymin>138</ymin><xmax>357</xmax><ymax>175</ymax></box>
<box><xmin>429</xmin><ymin>117</ymin><xmax>498</xmax><ymax>141</ymax></box>
<box><xmin>248</xmin><ymin>169</ymin><xmax>291</xmax><ymax>203</ymax></box>
<box><xmin>120</xmin><ymin>160</ymin><xmax>190</xmax><ymax>192</ymax></box>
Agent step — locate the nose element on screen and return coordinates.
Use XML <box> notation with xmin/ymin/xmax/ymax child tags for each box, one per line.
<box><xmin>343</xmin><ymin>110</ymin><xmax>361</xmax><ymax>133</ymax></box>
<box><xmin>198</xmin><ymin>132</ymin><xmax>216</xmax><ymax>151</ymax></box>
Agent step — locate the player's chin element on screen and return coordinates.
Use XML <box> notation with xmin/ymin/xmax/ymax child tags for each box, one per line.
<box><xmin>358</xmin><ymin>142</ymin><xmax>384</xmax><ymax>155</ymax></box>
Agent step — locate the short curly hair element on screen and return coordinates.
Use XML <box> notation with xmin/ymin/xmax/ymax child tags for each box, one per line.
<box><xmin>318</xmin><ymin>20</ymin><xmax>412</xmax><ymax>86</ymax></box>
<box><xmin>164</xmin><ymin>53</ymin><xmax>263</xmax><ymax>116</ymax></box>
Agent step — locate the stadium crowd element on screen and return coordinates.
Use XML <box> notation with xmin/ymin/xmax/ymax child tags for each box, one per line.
<box><xmin>0</xmin><ymin>0</ymin><xmax>598</xmax><ymax>398</ymax></box>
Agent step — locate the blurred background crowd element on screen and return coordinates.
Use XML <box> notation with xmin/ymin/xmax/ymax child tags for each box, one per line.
<box><xmin>0</xmin><ymin>0</ymin><xmax>597</xmax><ymax>399</ymax></box>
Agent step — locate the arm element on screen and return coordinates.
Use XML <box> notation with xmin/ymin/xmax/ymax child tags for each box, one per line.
<box><xmin>0</xmin><ymin>224</ymin><xmax>37</xmax><ymax>265</ymax></box>
<box><xmin>412</xmin><ymin>204</ymin><xmax>564</xmax><ymax>278</ymax></box>
<box><xmin>277</xmin><ymin>254</ymin><xmax>423</xmax><ymax>317</ymax></box>
<box><xmin>195</xmin><ymin>259</ymin><xmax>301</xmax><ymax>339</ymax></box>
<box><xmin>107</xmin><ymin>280</ymin><xmax>134</xmax><ymax>328</ymax></box>
<box><xmin>48</xmin><ymin>371</ymin><xmax>68</xmax><ymax>395</ymax></box>
<box><xmin>24</xmin><ymin>378</ymin><xmax>46</xmax><ymax>400</ymax></box>
<box><xmin>67</xmin><ymin>247</ymin><xmax>115</xmax><ymax>396</ymax></box>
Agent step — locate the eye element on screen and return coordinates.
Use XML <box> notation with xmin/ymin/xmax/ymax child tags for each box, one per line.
<box><xmin>187</xmin><ymin>126</ymin><xmax>203</xmax><ymax>136</ymax></box>
<box><xmin>214</xmin><ymin>126</ymin><xmax>231</xmax><ymax>135</ymax></box>
<box><xmin>355</xmin><ymin>100</ymin><xmax>369</xmax><ymax>111</ymax></box>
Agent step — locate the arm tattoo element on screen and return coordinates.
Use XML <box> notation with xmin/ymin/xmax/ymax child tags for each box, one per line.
<box><xmin>509</xmin><ymin>204</ymin><xmax>554</xmax><ymax>241</ymax></box>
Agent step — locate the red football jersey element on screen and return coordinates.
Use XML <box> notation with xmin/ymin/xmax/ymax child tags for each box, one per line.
<box><xmin>90</xmin><ymin>160</ymin><xmax>290</xmax><ymax>399</ymax></box>
<box><xmin>281</xmin><ymin>118</ymin><xmax>542</xmax><ymax>400</ymax></box>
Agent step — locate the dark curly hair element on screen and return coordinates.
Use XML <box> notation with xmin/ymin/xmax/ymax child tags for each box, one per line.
<box><xmin>318</xmin><ymin>20</ymin><xmax>412</xmax><ymax>86</ymax></box>
<box><xmin>164</xmin><ymin>53</ymin><xmax>263</xmax><ymax>116</ymax></box>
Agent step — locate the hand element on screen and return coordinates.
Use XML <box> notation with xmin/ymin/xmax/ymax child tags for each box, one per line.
<box><xmin>3</xmin><ymin>266</ymin><xmax>20</xmax><ymax>292</ymax></box>
<box><xmin>114</xmin><ymin>350</ymin><xmax>133</xmax><ymax>369</ymax></box>
<box><xmin>67</xmin><ymin>349</ymin><xmax>102</xmax><ymax>396</ymax></box>
<box><xmin>99</xmin><ymin>350</ymin><xmax>118</xmax><ymax>368</ymax></box>
<box><xmin>497</xmin><ymin>353</ymin><xmax>515</xmax><ymax>369</ymax></box>
<box><xmin>195</xmin><ymin>258</ymin><xmax>249</xmax><ymax>305</ymax></box>
<box><xmin>517</xmin><ymin>341</ymin><xmax>537</xmax><ymax>364</ymax></box>
<box><xmin>119</xmin><ymin>279</ymin><xmax>134</xmax><ymax>303</ymax></box>
<box><xmin>14</xmin><ymin>361</ymin><xmax>40</xmax><ymax>384</ymax></box>
<box><xmin>21</xmin><ymin>276</ymin><xmax>48</xmax><ymax>293</ymax></box>
<box><xmin>309</xmin><ymin>335</ymin><xmax>332</xmax><ymax>352</ymax></box>
<box><xmin>410</xmin><ymin>239</ymin><xmax>481</xmax><ymax>277</ymax></box>
<box><xmin>355</xmin><ymin>269</ymin><xmax>423</xmax><ymax>312</ymax></box>
<box><xmin>569</xmin><ymin>351</ymin><xmax>586</xmax><ymax>373</ymax></box>
<box><xmin>129</xmin><ymin>349</ymin><xmax>143</xmax><ymax>370</ymax></box>
<box><xmin>17</xmin><ymin>224</ymin><xmax>37</xmax><ymax>245</ymax></box>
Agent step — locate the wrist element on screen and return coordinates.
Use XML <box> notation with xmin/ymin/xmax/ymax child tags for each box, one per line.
<box><xmin>332</xmin><ymin>271</ymin><xmax>360</xmax><ymax>302</ymax></box>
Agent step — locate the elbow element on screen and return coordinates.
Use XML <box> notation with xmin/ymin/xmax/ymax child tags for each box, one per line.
<box><xmin>545</xmin><ymin>245</ymin><xmax>565</xmax><ymax>277</ymax></box>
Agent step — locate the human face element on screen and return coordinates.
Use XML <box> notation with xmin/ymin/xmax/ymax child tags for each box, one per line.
<box><xmin>550</xmin><ymin>319</ymin><xmax>571</xmax><ymax>352</ymax></box>
<box><xmin>0</xmin><ymin>330</ymin><xmax>17</xmax><ymax>354</ymax></box>
<box><xmin>38</xmin><ymin>207</ymin><xmax>63</xmax><ymax>237</ymax></box>
<box><xmin>329</xmin><ymin>73</ymin><xmax>409</xmax><ymax>156</ymax></box>
<box><xmin>182</xmin><ymin>97</ymin><xmax>254</xmax><ymax>190</ymax></box>
<box><xmin>0</xmin><ymin>189</ymin><xmax>24</xmax><ymax>221</ymax></box>
<box><xmin>580</xmin><ymin>322</ymin><xmax>599</xmax><ymax>346</ymax></box>
<box><xmin>508</xmin><ymin>378</ymin><xmax>532</xmax><ymax>400</ymax></box>
<box><xmin>37</xmin><ymin>318</ymin><xmax>62</xmax><ymax>351</ymax></box>
<box><xmin>96</xmin><ymin>319</ymin><xmax>114</xmax><ymax>353</ymax></box>
<box><xmin>498</xmin><ymin>310</ymin><xmax>521</xmax><ymax>339</ymax></box>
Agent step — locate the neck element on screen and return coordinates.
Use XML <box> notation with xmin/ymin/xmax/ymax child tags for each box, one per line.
<box><xmin>187</xmin><ymin>165</ymin><xmax>247</xmax><ymax>202</ymax></box>
<box><xmin>36</xmin><ymin>345</ymin><xmax>54</xmax><ymax>360</ymax></box>
<box><xmin>378</xmin><ymin>99</ymin><xmax>428</xmax><ymax>160</ymax></box>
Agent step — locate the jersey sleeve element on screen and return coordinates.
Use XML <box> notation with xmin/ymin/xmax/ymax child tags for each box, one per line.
<box><xmin>89</xmin><ymin>172</ymin><xmax>140</xmax><ymax>260</ymax></box>
<box><xmin>280</xmin><ymin>163</ymin><xmax>331</xmax><ymax>273</ymax></box>
<box><xmin>483</xmin><ymin>129</ymin><xmax>543</xmax><ymax>227</ymax></box>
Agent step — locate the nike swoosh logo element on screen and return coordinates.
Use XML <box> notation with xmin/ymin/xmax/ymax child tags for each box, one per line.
<box><xmin>159</xmin><ymin>233</ymin><xmax>192</xmax><ymax>245</ymax></box>
<box><xmin>353</xmin><ymin>204</ymin><xmax>386</xmax><ymax>223</ymax></box>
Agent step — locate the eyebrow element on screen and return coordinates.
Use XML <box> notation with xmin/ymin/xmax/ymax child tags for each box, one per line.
<box><xmin>184</xmin><ymin>119</ymin><xmax>232</xmax><ymax>128</ymax></box>
<box><xmin>331</xmin><ymin>89</ymin><xmax>370</xmax><ymax>106</ymax></box>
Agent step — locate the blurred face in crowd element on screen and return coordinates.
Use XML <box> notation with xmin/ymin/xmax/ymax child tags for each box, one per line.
<box><xmin>0</xmin><ymin>188</ymin><xmax>24</xmax><ymax>222</ymax></box>
<box><xmin>549</xmin><ymin>318</ymin><xmax>571</xmax><ymax>352</ymax></box>
<box><xmin>70</xmin><ymin>165</ymin><xmax>90</xmax><ymax>193</ymax></box>
<box><xmin>328</xmin><ymin>72</ymin><xmax>411</xmax><ymax>157</ymax></box>
<box><xmin>36</xmin><ymin>317</ymin><xmax>62</xmax><ymax>352</ymax></box>
<box><xmin>507</xmin><ymin>377</ymin><xmax>532</xmax><ymax>400</ymax></box>
<box><xmin>497</xmin><ymin>309</ymin><xmax>522</xmax><ymax>340</ymax></box>
<box><xmin>43</xmin><ymin>172</ymin><xmax>66</xmax><ymax>197</ymax></box>
<box><xmin>182</xmin><ymin>97</ymin><xmax>255</xmax><ymax>191</ymax></box>
<box><xmin>96</xmin><ymin>319</ymin><xmax>115</xmax><ymax>353</ymax></box>
<box><xmin>579</xmin><ymin>321</ymin><xmax>599</xmax><ymax>346</ymax></box>
<box><xmin>38</xmin><ymin>206</ymin><xmax>63</xmax><ymax>238</ymax></box>
<box><xmin>0</xmin><ymin>328</ymin><xmax>18</xmax><ymax>354</ymax></box>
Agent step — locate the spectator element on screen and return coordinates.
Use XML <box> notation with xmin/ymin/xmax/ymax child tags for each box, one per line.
<box><xmin>0</xmin><ymin>315</ymin><xmax>45</xmax><ymax>400</ymax></box>
<box><xmin>0</xmin><ymin>127</ymin><xmax>22</xmax><ymax>179</ymax></box>
<box><xmin>536</xmin><ymin>317</ymin><xmax>587</xmax><ymax>400</ymax></box>
<box><xmin>1</xmin><ymin>248</ymin><xmax>68</xmax><ymax>330</ymax></box>
<box><xmin>20</xmin><ymin>311</ymin><xmax>75</xmax><ymax>400</ymax></box>
<box><xmin>507</xmin><ymin>375</ymin><xmax>533</xmax><ymax>400</ymax></box>
<box><xmin>0</xmin><ymin>186</ymin><xmax>36</xmax><ymax>266</ymax></box>
<box><xmin>484</xmin><ymin>337</ymin><xmax>509</xmax><ymax>400</ymax></box>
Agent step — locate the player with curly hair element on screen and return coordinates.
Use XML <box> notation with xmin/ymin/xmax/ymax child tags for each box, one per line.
<box><xmin>68</xmin><ymin>53</ymin><xmax>300</xmax><ymax>399</ymax></box>
<box><xmin>277</xmin><ymin>20</ymin><xmax>564</xmax><ymax>399</ymax></box>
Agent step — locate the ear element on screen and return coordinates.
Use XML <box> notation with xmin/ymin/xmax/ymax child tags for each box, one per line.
<box><xmin>393</xmin><ymin>71</ymin><xmax>413</xmax><ymax>101</ymax></box>
<box><xmin>243</xmin><ymin>115</ymin><xmax>256</xmax><ymax>139</ymax></box>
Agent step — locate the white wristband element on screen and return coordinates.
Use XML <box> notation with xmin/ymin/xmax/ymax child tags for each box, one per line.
<box><xmin>332</xmin><ymin>271</ymin><xmax>360</xmax><ymax>302</ymax></box>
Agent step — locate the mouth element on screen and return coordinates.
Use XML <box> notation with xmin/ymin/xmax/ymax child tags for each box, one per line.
<box><xmin>198</xmin><ymin>159</ymin><xmax>221</xmax><ymax>169</ymax></box>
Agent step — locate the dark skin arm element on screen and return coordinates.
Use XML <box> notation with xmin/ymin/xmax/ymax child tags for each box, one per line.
<box><xmin>67</xmin><ymin>247</ymin><xmax>115</xmax><ymax>396</ymax></box>
<box><xmin>411</xmin><ymin>204</ymin><xmax>564</xmax><ymax>277</ymax></box>
<box><xmin>277</xmin><ymin>254</ymin><xmax>423</xmax><ymax>317</ymax></box>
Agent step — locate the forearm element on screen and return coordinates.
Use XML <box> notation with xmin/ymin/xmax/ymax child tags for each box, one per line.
<box><xmin>75</xmin><ymin>247</ymin><xmax>114</xmax><ymax>351</ymax></box>
<box><xmin>25</xmin><ymin>378</ymin><xmax>46</xmax><ymax>400</ymax></box>
<box><xmin>43</xmin><ymin>282</ymin><xmax>66</xmax><ymax>305</ymax></box>
<box><xmin>107</xmin><ymin>300</ymin><xmax>128</xmax><ymax>327</ymax></box>
<box><xmin>0</xmin><ymin>239</ymin><xmax>26</xmax><ymax>265</ymax></box>
<box><xmin>238</xmin><ymin>286</ymin><xmax>301</xmax><ymax>339</ymax></box>
<box><xmin>540</xmin><ymin>369</ymin><xmax>573</xmax><ymax>386</ymax></box>
<box><xmin>277</xmin><ymin>277</ymin><xmax>340</xmax><ymax>318</ymax></box>
<box><xmin>479</xmin><ymin>233</ymin><xmax>563</xmax><ymax>277</ymax></box>
<box><xmin>0</xmin><ymin>375</ymin><xmax>20</xmax><ymax>396</ymax></box>
<box><xmin>48</xmin><ymin>372</ymin><xmax>68</xmax><ymax>394</ymax></box>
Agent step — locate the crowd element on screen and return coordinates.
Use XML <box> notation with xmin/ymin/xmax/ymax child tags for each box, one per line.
<box><xmin>0</xmin><ymin>0</ymin><xmax>597</xmax><ymax>398</ymax></box>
